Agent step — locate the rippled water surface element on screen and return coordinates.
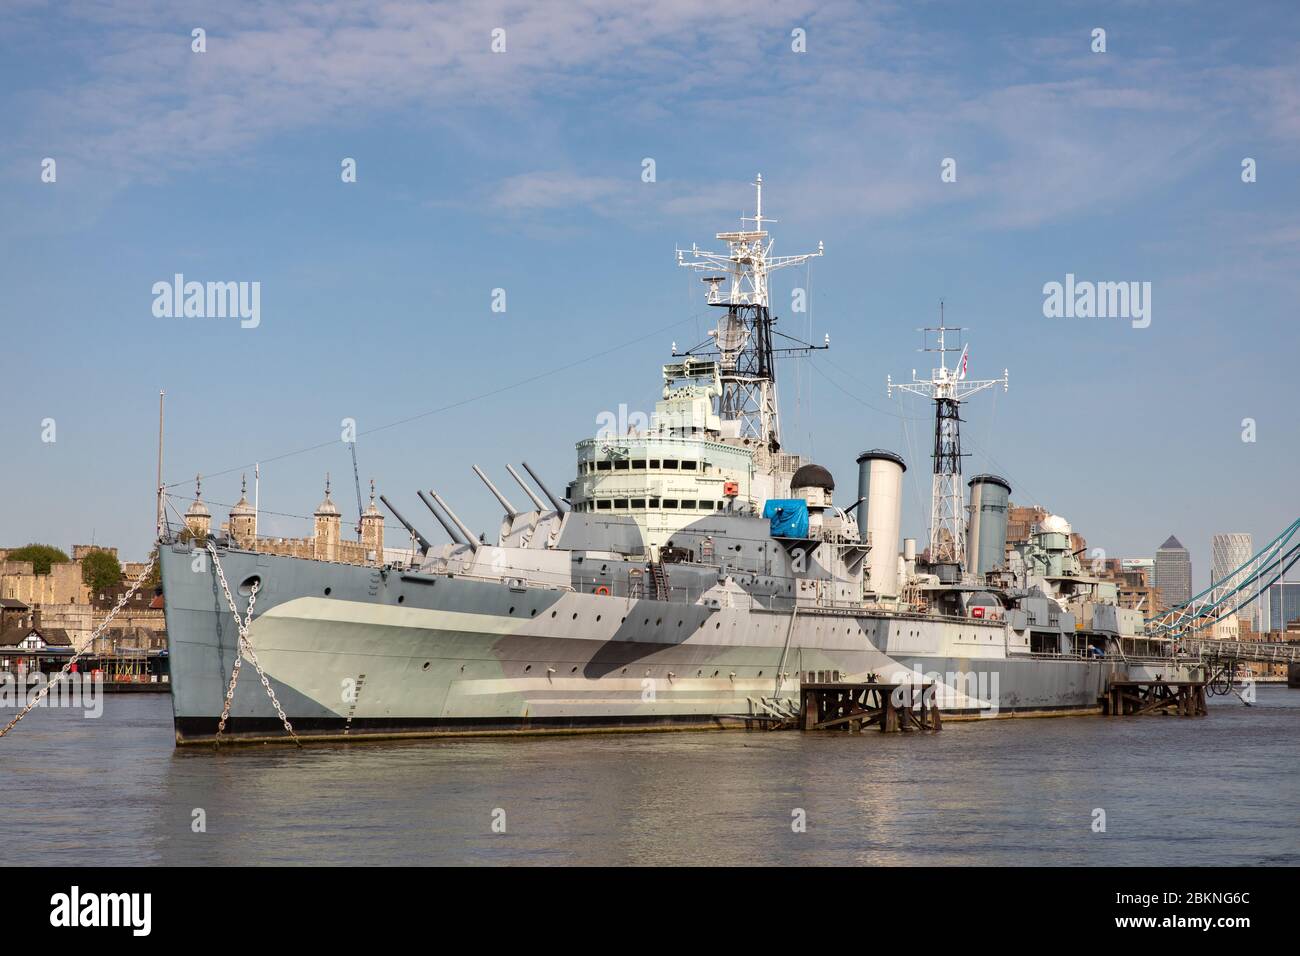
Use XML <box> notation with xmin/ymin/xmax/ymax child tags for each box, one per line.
<box><xmin>2</xmin><ymin>687</ymin><xmax>1297</xmax><ymax>865</ymax></box>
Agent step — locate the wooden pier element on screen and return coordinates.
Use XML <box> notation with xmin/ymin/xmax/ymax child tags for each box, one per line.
<box><xmin>1104</xmin><ymin>678</ymin><xmax>1207</xmax><ymax>718</ymax></box>
<box><xmin>800</xmin><ymin>682</ymin><xmax>941</xmax><ymax>733</ymax></box>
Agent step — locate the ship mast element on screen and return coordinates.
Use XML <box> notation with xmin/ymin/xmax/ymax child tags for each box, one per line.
<box><xmin>677</xmin><ymin>175</ymin><xmax>824</xmax><ymax>449</ymax></box>
<box><xmin>888</xmin><ymin>303</ymin><xmax>1008</xmax><ymax>574</ymax></box>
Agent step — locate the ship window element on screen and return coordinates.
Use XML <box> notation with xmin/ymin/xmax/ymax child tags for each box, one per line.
<box><xmin>663</xmin><ymin>499</ymin><xmax>678</xmax><ymax>508</ymax></box>
<box><xmin>681</xmin><ymin>500</ymin><xmax>696</xmax><ymax>509</ymax></box>
<box><xmin>649</xmin><ymin>459</ymin><xmax>660</xmax><ymax>468</ymax></box>
<box><xmin>597</xmin><ymin>461</ymin><xmax>612</xmax><ymax>471</ymax></box>
<box><xmin>717</xmin><ymin>501</ymin><xmax>724</xmax><ymax>510</ymax></box>
<box><xmin>597</xmin><ymin>500</ymin><xmax>612</xmax><ymax>510</ymax></box>
<box><xmin>614</xmin><ymin>460</ymin><xmax>630</xmax><ymax>470</ymax></box>
<box><xmin>632</xmin><ymin>459</ymin><xmax>646</xmax><ymax>469</ymax></box>
<box><xmin>662</xmin><ymin>459</ymin><xmax>678</xmax><ymax>469</ymax></box>
<box><xmin>631</xmin><ymin>498</ymin><xmax>646</xmax><ymax>509</ymax></box>
<box><xmin>613</xmin><ymin>499</ymin><xmax>628</xmax><ymax>509</ymax></box>
<box><xmin>681</xmin><ymin>460</ymin><xmax>697</xmax><ymax>470</ymax></box>
<box><xmin>648</xmin><ymin>497</ymin><xmax>660</xmax><ymax>507</ymax></box>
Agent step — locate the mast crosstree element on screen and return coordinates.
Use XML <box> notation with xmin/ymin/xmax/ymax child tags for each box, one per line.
<box><xmin>676</xmin><ymin>175</ymin><xmax>825</xmax><ymax>449</ymax></box>
<box><xmin>888</xmin><ymin>304</ymin><xmax>1008</xmax><ymax>572</ymax></box>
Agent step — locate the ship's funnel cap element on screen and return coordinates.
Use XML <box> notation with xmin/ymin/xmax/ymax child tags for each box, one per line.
<box><xmin>967</xmin><ymin>473</ymin><xmax>1011</xmax><ymax>493</ymax></box>
<box><xmin>855</xmin><ymin>449</ymin><xmax>906</xmax><ymax>472</ymax></box>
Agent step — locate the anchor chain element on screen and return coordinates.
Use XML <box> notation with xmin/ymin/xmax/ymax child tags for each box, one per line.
<box><xmin>0</xmin><ymin>555</ymin><xmax>157</xmax><ymax>740</ymax></box>
<box><xmin>214</xmin><ymin>576</ymin><xmax>255</xmax><ymax>738</ymax></box>
<box><xmin>206</xmin><ymin>542</ymin><xmax>300</xmax><ymax>746</ymax></box>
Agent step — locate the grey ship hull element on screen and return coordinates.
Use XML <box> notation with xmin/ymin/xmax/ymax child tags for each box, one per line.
<box><xmin>160</xmin><ymin>543</ymin><xmax>1179</xmax><ymax>744</ymax></box>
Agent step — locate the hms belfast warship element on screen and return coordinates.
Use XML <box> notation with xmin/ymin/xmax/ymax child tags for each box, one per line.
<box><xmin>159</xmin><ymin>176</ymin><xmax>1194</xmax><ymax>744</ymax></box>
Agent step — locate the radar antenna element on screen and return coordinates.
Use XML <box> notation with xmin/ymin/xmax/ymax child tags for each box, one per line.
<box><xmin>676</xmin><ymin>175</ymin><xmax>824</xmax><ymax>449</ymax></box>
<box><xmin>888</xmin><ymin>302</ymin><xmax>1008</xmax><ymax>573</ymax></box>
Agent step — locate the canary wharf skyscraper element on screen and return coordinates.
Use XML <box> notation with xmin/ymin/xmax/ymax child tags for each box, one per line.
<box><xmin>1154</xmin><ymin>535</ymin><xmax>1192</xmax><ymax>608</ymax></box>
<box><xmin>1211</xmin><ymin>532</ymin><xmax>1256</xmax><ymax>628</ymax></box>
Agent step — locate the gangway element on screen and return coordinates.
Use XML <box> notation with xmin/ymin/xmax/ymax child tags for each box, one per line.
<box><xmin>1180</xmin><ymin>638</ymin><xmax>1300</xmax><ymax>667</ymax></box>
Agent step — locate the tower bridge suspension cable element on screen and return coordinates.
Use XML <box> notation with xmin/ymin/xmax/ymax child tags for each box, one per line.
<box><xmin>1146</xmin><ymin>518</ymin><xmax>1300</xmax><ymax>639</ymax></box>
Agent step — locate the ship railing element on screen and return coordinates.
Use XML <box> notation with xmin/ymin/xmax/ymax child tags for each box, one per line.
<box><xmin>1025</xmin><ymin>650</ymin><xmax>1111</xmax><ymax>662</ymax></box>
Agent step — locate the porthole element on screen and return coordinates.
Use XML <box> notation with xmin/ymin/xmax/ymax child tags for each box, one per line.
<box><xmin>422</xmin><ymin>661</ymin><xmax>431</xmax><ymax>671</ymax></box>
<box><xmin>530</xmin><ymin>608</ymin><xmax>537</xmax><ymax>616</ymax></box>
<box><xmin>323</xmin><ymin>587</ymin><xmax>332</xmax><ymax>596</ymax></box>
<box><xmin>397</xmin><ymin>595</ymin><xmax>405</xmax><ymax>604</ymax></box>
<box><xmin>508</xmin><ymin>606</ymin><xmax>515</xmax><ymax>614</ymax></box>
<box><xmin>596</xmin><ymin>615</ymin><xmax>602</xmax><ymax>622</ymax></box>
<box><xmin>571</xmin><ymin>666</ymin><xmax>578</xmax><ymax>673</ymax></box>
<box><xmin>572</xmin><ymin>612</ymin><xmax>578</xmax><ymax>620</ymax></box>
<box><xmin>524</xmin><ymin>665</ymin><xmax>532</xmax><ymax>672</ymax></box>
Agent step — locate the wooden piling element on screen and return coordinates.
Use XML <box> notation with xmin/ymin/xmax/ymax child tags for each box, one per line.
<box><xmin>798</xmin><ymin>682</ymin><xmax>940</xmax><ymax>734</ymax></box>
<box><xmin>1104</xmin><ymin>679</ymin><xmax>1207</xmax><ymax>718</ymax></box>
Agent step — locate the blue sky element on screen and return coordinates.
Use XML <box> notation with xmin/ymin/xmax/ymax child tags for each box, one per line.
<box><xmin>1</xmin><ymin>0</ymin><xmax>1297</xmax><ymax>590</ymax></box>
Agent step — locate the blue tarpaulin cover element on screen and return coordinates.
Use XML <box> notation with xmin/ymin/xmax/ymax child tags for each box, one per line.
<box><xmin>763</xmin><ymin>499</ymin><xmax>810</xmax><ymax>539</ymax></box>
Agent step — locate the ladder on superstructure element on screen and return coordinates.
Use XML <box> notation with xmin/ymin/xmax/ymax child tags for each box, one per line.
<box><xmin>650</xmin><ymin>560</ymin><xmax>671</xmax><ymax>601</ymax></box>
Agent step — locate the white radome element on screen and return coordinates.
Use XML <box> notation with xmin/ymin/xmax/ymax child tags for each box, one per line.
<box><xmin>1040</xmin><ymin>514</ymin><xmax>1072</xmax><ymax>535</ymax></box>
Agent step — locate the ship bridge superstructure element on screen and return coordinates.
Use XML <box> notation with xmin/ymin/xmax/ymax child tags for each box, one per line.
<box><xmin>566</xmin><ymin>179</ymin><xmax>829</xmax><ymax>551</ymax></box>
<box><xmin>569</xmin><ymin>356</ymin><xmax>760</xmax><ymax>550</ymax></box>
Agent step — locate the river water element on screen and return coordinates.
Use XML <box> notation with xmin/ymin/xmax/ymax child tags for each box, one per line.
<box><xmin>2</xmin><ymin>687</ymin><xmax>1296</xmax><ymax>866</ymax></box>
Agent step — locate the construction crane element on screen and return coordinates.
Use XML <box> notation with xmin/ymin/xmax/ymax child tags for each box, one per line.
<box><xmin>349</xmin><ymin>441</ymin><xmax>364</xmax><ymax>536</ymax></box>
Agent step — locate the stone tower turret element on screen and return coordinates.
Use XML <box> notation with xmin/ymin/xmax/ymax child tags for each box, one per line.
<box><xmin>360</xmin><ymin>478</ymin><xmax>384</xmax><ymax>566</ymax></box>
<box><xmin>184</xmin><ymin>474</ymin><xmax>211</xmax><ymax>538</ymax></box>
<box><xmin>314</xmin><ymin>474</ymin><xmax>341</xmax><ymax>562</ymax></box>
<box><xmin>229</xmin><ymin>474</ymin><xmax>256</xmax><ymax>547</ymax></box>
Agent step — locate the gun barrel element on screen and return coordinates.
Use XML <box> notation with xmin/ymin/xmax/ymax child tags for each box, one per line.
<box><xmin>472</xmin><ymin>465</ymin><xmax>518</xmax><ymax>517</ymax></box>
<box><xmin>505</xmin><ymin>464</ymin><xmax>547</xmax><ymax>511</ymax></box>
<box><xmin>430</xmin><ymin>490</ymin><xmax>480</xmax><ymax>552</ymax></box>
<box><xmin>379</xmin><ymin>495</ymin><xmax>431</xmax><ymax>554</ymax></box>
<box><xmin>417</xmin><ymin>490</ymin><xmax>464</xmax><ymax>545</ymax></box>
<box><xmin>522</xmin><ymin>461</ymin><xmax>569</xmax><ymax>513</ymax></box>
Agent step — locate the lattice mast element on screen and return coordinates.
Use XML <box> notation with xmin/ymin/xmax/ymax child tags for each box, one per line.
<box><xmin>677</xmin><ymin>175</ymin><xmax>823</xmax><ymax>449</ymax></box>
<box><xmin>888</xmin><ymin>304</ymin><xmax>1008</xmax><ymax>571</ymax></box>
